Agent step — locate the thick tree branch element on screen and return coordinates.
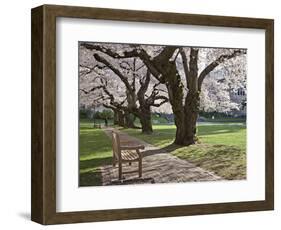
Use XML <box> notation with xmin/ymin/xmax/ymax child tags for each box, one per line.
<box><xmin>79</xmin><ymin>64</ymin><xmax>108</xmax><ymax>78</ymax></box>
<box><xmin>179</xmin><ymin>48</ymin><xmax>189</xmax><ymax>86</ymax></box>
<box><xmin>151</xmin><ymin>96</ymin><xmax>169</xmax><ymax>107</ymax></box>
<box><xmin>82</xmin><ymin>43</ymin><xmax>171</xmax><ymax>112</ymax></box>
<box><xmin>153</xmin><ymin>46</ymin><xmax>179</xmax><ymax>65</ymax></box>
<box><xmin>138</xmin><ymin>71</ymin><xmax>150</xmax><ymax>95</ymax></box>
<box><xmin>93</xmin><ymin>53</ymin><xmax>133</xmax><ymax>93</ymax></box>
<box><xmin>81</xmin><ymin>42</ymin><xmax>139</xmax><ymax>59</ymax></box>
<box><xmin>187</xmin><ymin>48</ymin><xmax>199</xmax><ymax>93</ymax></box>
<box><xmin>80</xmin><ymin>85</ymin><xmax>104</xmax><ymax>94</ymax></box>
<box><xmin>146</xmin><ymin>86</ymin><xmax>169</xmax><ymax>106</ymax></box>
<box><xmin>103</xmin><ymin>103</ymin><xmax>116</xmax><ymax>110</ymax></box>
<box><xmin>81</xmin><ymin>42</ymin><xmax>164</xmax><ymax>82</ymax></box>
<box><xmin>131</xmin><ymin>58</ymin><xmax>137</xmax><ymax>91</ymax></box>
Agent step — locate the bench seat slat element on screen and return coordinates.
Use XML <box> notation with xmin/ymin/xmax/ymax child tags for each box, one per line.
<box><xmin>121</xmin><ymin>150</ymin><xmax>139</xmax><ymax>161</ymax></box>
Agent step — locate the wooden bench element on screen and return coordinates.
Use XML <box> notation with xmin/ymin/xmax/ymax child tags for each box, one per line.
<box><xmin>112</xmin><ymin>131</ymin><xmax>145</xmax><ymax>180</ymax></box>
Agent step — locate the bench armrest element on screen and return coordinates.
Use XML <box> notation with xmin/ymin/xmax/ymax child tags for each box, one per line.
<box><xmin>120</xmin><ymin>145</ymin><xmax>145</xmax><ymax>150</ymax></box>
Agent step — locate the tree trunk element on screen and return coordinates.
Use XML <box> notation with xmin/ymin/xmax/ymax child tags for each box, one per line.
<box><xmin>124</xmin><ymin>112</ymin><xmax>135</xmax><ymax>128</ymax></box>
<box><xmin>164</xmin><ymin>61</ymin><xmax>199</xmax><ymax>145</ymax></box>
<box><xmin>171</xmin><ymin>100</ymin><xmax>187</xmax><ymax>145</ymax></box>
<box><xmin>172</xmin><ymin>105</ymin><xmax>198</xmax><ymax>145</ymax></box>
<box><xmin>179</xmin><ymin>48</ymin><xmax>199</xmax><ymax>145</ymax></box>
<box><xmin>117</xmin><ymin>111</ymin><xmax>125</xmax><ymax>127</ymax></box>
<box><xmin>138</xmin><ymin>107</ymin><xmax>153</xmax><ymax>134</ymax></box>
<box><xmin>172</xmin><ymin>48</ymin><xmax>199</xmax><ymax>145</ymax></box>
<box><xmin>113</xmin><ymin>111</ymin><xmax>118</xmax><ymax>125</ymax></box>
<box><xmin>182</xmin><ymin>92</ymin><xmax>199</xmax><ymax>145</ymax></box>
<box><xmin>104</xmin><ymin>118</ymin><xmax>108</xmax><ymax>127</ymax></box>
<box><xmin>163</xmin><ymin>65</ymin><xmax>188</xmax><ymax>145</ymax></box>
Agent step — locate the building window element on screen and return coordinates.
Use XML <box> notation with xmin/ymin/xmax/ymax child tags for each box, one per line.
<box><xmin>237</xmin><ymin>88</ymin><xmax>245</xmax><ymax>96</ymax></box>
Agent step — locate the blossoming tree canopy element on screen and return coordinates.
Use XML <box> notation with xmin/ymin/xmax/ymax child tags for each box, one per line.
<box><xmin>79</xmin><ymin>42</ymin><xmax>246</xmax><ymax>145</ymax></box>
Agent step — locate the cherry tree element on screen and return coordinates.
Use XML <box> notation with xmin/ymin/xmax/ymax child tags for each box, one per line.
<box><xmin>79</xmin><ymin>48</ymin><xmax>128</xmax><ymax>127</ymax></box>
<box><xmin>199</xmin><ymin>54</ymin><xmax>247</xmax><ymax>113</ymax></box>
<box><xmin>79</xmin><ymin>44</ymin><xmax>169</xmax><ymax>133</ymax></box>
<box><xmin>81</xmin><ymin>42</ymin><xmax>246</xmax><ymax>145</ymax></box>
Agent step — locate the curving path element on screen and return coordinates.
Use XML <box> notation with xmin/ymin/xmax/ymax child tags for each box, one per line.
<box><xmin>101</xmin><ymin>127</ymin><xmax>222</xmax><ymax>185</ymax></box>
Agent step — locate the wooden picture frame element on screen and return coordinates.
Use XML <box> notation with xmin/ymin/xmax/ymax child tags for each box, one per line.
<box><xmin>31</xmin><ymin>4</ymin><xmax>274</xmax><ymax>225</ymax></box>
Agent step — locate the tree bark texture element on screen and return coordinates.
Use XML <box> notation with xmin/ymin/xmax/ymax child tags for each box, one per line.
<box><xmin>138</xmin><ymin>106</ymin><xmax>153</xmax><ymax>134</ymax></box>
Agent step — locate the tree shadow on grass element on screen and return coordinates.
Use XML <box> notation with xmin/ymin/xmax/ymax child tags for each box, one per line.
<box><xmin>80</xmin><ymin>170</ymin><xmax>102</xmax><ymax>186</ymax></box>
<box><xmin>172</xmin><ymin>144</ymin><xmax>246</xmax><ymax>180</ymax></box>
<box><xmin>141</xmin><ymin>143</ymin><xmax>183</xmax><ymax>157</ymax></box>
<box><xmin>197</xmin><ymin>125</ymin><xmax>246</xmax><ymax>136</ymax></box>
<box><xmin>153</xmin><ymin>126</ymin><xmax>244</xmax><ymax>137</ymax></box>
<box><xmin>124</xmin><ymin>126</ymin><xmax>245</xmax><ymax>146</ymax></box>
<box><xmin>80</xmin><ymin>156</ymin><xmax>112</xmax><ymax>170</ymax></box>
<box><xmin>79</xmin><ymin>157</ymin><xmax>112</xmax><ymax>186</ymax></box>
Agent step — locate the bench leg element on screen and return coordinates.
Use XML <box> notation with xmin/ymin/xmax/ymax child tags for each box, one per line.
<box><xmin>118</xmin><ymin>162</ymin><xmax>122</xmax><ymax>180</ymax></box>
<box><xmin>138</xmin><ymin>158</ymin><xmax>142</xmax><ymax>178</ymax></box>
<box><xmin>112</xmin><ymin>155</ymin><xmax>116</xmax><ymax>166</ymax></box>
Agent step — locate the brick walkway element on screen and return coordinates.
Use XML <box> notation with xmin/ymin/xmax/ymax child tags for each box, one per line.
<box><xmin>101</xmin><ymin>128</ymin><xmax>222</xmax><ymax>185</ymax></box>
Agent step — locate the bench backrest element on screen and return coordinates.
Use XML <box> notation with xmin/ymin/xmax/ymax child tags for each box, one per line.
<box><xmin>112</xmin><ymin>131</ymin><xmax>121</xmax><ymax>160</ymax></box>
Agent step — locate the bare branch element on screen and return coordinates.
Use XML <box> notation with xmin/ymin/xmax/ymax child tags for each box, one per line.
<box><xmin>79</xmin><ymin>64</ymin><xmax>107</xmax><ymax>78</ymax></box>
<box><xmin>198</xmin><ymin>49</ymin><xmax>246</xmax><ymax>90</ymax></box>
<box><xmin>120</xmin><ymin>61</ymin><xmax>133</xmax><ymax>71</ymax></box>
<box><xmin>81</xmin><ymin>42</ymin><xmax>139</xmax><ymax>59</ymax></box>
<box><xmin>135</xmin><ymin>63</ymin><xmax>146</xmax><ymax>72</ymax></box>
<box><xmin>93</xmin><ymin>53</ymin><xmax>133</xmax><ymax>93</ymax></box>
<box><xmin>81</xmin><ymin>42</ymin><xmax>163</xmax><ymax>82</ymax></box>
<box><xmin>151</xmin><ymin>96</ymin><xmax>169</xmax><ymax>107</ymax></box>
<box><xmin>80</xmin><ymin>85</ymin><xmax>104</xmax><ymax>94</ymax></box>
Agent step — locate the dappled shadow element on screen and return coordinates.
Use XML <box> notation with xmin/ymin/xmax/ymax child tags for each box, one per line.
<box><xmin>172</xmin><ymin>144</ymin><xmax>246</xmax><ymax>180</ymax></box>
<box><xmin>141</xmin><ymin>148</ymin><xmax>167</xmax><ymax>157</ymax></box>
<box><xmin>80</xmin><ymin>145</ymin><xmax>111</xmax><ymax>157</ymax></box>
<box><xmin>79</xmin><ymin>124</ymin><xmax>246</xmax><ymax>186</ymax></box>
<box><xmin>80</xmin><ymin>156</ymin><xmax>112</xmax><ymax>170</ymax></box>
<box><xmin>80</xmin><ymin>170</ymin><xmax>102</xmax><ymax>186</ymax></box>
<box><xmin>101</xmin><ymin>146</ymin><xmax>222</xmax><ymax>185</ymax></box>
<box><xmin>198</xmin><ymin>125</ymin><xmax>246</xmax><ymax>136</ymax></box>
<box><xmin>107</xmin><ymin>177</ymin><xmax>155</xmax><ymax>185</ymax></box>
<box><xmin>80</xmin><ymin>126</ymin><xmax>96</xmax><ymax>130</ymax></box>
<box><xmin>79</xmin><ymin>156</ymin><xmax>112</xmax><ymax>187</ymax></box>
<box><xmin>127</xmin><ymin>125</ymin><xmax>246</xmax><ymax>161</ymax></box>
<box><xmin>162</xmin><ymin>143</ymin><xmax>185</xmax><ymax>152</ymax></box>
<box><xmin>124</xmin><ymin>124</ymin><xmax>246</xmax><ymax>138</ymax></box>
<box><xmin>141</xmin><ymin>143</ymin><xmax>183</xmax><ymax>157</ymax></box>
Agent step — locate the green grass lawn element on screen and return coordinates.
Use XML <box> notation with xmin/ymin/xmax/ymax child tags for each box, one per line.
<box><xmin>123</xmin><ymin>124</ymin><xmax>246</xmax><ymax>148</ymax></box>
<box><xmin>79</xmin><ymin>119</ymin><xmax>112</xmax><ymax>186</ymax></box>
<box><xmin>123</xmin><ymin>123</ymin><xmax>246</xmax><ymax>180</ymax></box>
<box><xmin>203</xmin><ymin>117</ymin><xmax>246</xmax><ymax>123</ymax></box>
<box><xmin>79</xmin><ymin>120</ymin><xmax>247</xmax><ymax>185</ymax></box>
